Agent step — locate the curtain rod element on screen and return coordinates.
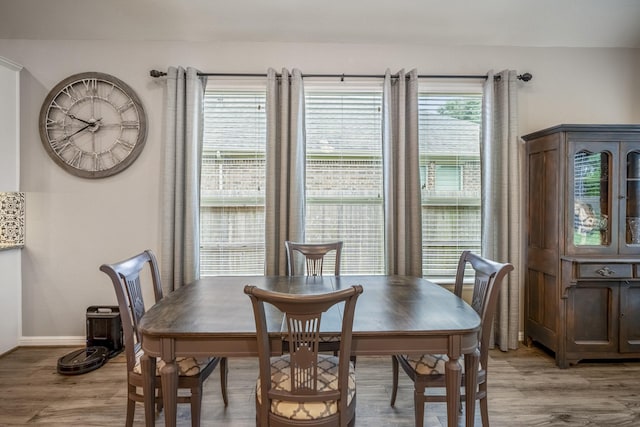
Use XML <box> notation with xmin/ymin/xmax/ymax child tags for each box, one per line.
<box><xmin>149</xmin><ymin>69</ymin><xmax>533</xmax><ymax>82</ymax></box>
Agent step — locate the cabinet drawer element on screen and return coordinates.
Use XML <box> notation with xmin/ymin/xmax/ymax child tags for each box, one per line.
<box><xmin>578</xmin><ymin>264</ymin><xmax>632</xmax><ymax>279</ymax></box>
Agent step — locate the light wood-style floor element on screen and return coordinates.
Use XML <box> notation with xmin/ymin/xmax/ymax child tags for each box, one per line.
<box><xmin>1</xmin><ymin>344</ymin><xmax>640</xmax><ymax>426</ymax></box>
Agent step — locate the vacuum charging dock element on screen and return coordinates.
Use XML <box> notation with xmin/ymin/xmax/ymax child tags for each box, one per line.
<box><xmin>57</xmin><ymin>306</ymin><xmax>123</xmax><ymax>375</ymax></box>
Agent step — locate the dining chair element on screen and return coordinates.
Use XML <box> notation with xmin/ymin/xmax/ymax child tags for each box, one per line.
<box><xmin>100</xmin><ymin>249</ymin><xmax>228</xmax><ymax>427</ymax></box>
<box><xmin>285</xmin><ymin>241</ymin><xmax>343</xmax><ymax>276</ymax></box>
<box><xmin>390</xmin><ymin>250</ymin><xmax>513</xmax><ymax>427</ymax></box>
<box><xmin>284</xmin><ymin>240</ymin><xmax>354</xmax><ymax>363</ymax></box>
<box><xmin>244</xmin><ymin>284</ymin><xmax>363</xmax><ymax>427</ymax></box>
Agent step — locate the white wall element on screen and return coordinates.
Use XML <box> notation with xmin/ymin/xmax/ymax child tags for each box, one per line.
<box><xmin>0</xmin><ymin>39</ymin><xmax>638</xmax><ymax>342</ymax></box>
<box><xmin>0</xmin><ymin>55</ymin><xmax>23</xmax><ymax>354</ymax></box>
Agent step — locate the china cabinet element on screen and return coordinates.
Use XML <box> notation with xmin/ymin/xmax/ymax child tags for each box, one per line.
<box><xmin>523</xmin><ymin>124</ymin><xmax>640</xmax><ymax>368</ymax></box>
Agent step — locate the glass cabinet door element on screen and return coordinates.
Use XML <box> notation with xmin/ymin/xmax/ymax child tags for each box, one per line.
<box><xmin>626</xmin><ymin>150</ymin><xmax>640</xmax><ymax>246</ymax></box>
<box><xmin>572</xmin><ymin>149</ymin><xmax>611</xmax><ymax>249</ymax></box>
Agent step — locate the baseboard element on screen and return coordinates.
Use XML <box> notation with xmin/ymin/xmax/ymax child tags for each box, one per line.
<box><xmin>19</xmin><ymin>336</ymin><xmax>85</xmax><ymax>347</ymax></box>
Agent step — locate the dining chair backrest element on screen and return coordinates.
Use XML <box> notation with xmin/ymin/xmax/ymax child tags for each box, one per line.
<box><xmin>244</xmin><ymin>284</ymin><xmax>363</xmax><ymax>426</ymax></box>
<box><xmin>285</xmin><ymin>240</ymin><xmax>343</xmax><ymax>276</ymax></box>
<box><xmin>453</xmin><ymin>250</ymin><xmax>514</xmax><ymax>367</ymax></box>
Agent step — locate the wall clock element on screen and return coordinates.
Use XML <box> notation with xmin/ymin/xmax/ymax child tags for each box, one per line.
<box><xmin>39</xmin><ymin>72</ymin><xmax>147</xmax><ymax>178</ymax></box>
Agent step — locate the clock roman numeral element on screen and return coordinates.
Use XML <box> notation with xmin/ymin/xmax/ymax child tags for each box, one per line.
<box><xmin>93</xmin><ymin>153</ymin><xmax>103</xmax><ymax>171</ymax></box>
<box><xmin>50</xmin><ymin>137</ymin><xmax>73</xmax><ymax>154</ymax></box>
<box><xmin>46</xmin><ymin>117</ymin><xmax>64</xmax><ymax>129</ymax></box>
<box><xmin>70</xmin><ymin>84</ymin><xmax>84</xmax><ymax>100</ymax></box>
<box><xmin>109</xmin><ymin>150</ymin><xmax>123</xmax><ymax>165</ymax></box>
<box><xmin>68</xmin><ymin>149</ymin><xmax>84</xmax><ymax>168</ymax></box>
<box><xmin>115</xmin><ymin>138</ymin><xmax>134</xmax><ymax>151</ymax></box>
<box><xmin>104</xmin><ymin>83</ymin><xmax>116</xmax><ymax>101</ymax></box>
<box><xmin>50</xmin><ymin>100</ymin><xmax>69</xmax><ymax>113</ymax></box>
<box><xmin>117</xmin><ymin>101</ymin><xmax>134</xmax><ymax>113</ymax></box>
<box><xmin>121</xmin><ymin>121</ymin><xmax>140</xmax><ymax>129</ymax></box>
<box><xmin>60</xmin><ymin>86</ymin><xmax>78</xmax><ymax>103</ymax></box>
<box><xmin>82</xmin><ymin>78</ymin><xmax>98</xmax><ymax>96</ymax></box>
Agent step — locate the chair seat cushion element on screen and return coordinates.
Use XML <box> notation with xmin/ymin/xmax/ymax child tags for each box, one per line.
<box><xmin>319</xmin><ymin>334</ymin><xmax>341</xmax><ymax>343</ymax></box>
<box><xmin>256</xmin><ymin>354</ymin><xmax>356</xmax><ymax>420</ymax></box>
<box><xmin>402</xmin><ymin>354</ymin><xmax>462</xmax><ymax>376</ymax></box>
<box><xmin>133</xmin><ymin>350</ymin><xmax>211</xmax><ymax>376</ymax></box>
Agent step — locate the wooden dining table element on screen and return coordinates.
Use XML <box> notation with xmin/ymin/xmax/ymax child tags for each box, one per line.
<box><xmin>138</xmin><ymin>275</ymin><xmax>481</xmax><ymax>427</ymax></box>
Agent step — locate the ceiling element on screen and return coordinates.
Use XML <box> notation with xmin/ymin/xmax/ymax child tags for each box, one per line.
<box><xmin>1</xmin><ymin>0</ymin><xmax>640</xmax><ymax>48</ymax></box>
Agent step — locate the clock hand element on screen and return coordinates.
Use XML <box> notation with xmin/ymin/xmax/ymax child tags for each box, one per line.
<box><xmin>60</xmin><ymin>123</ymin><xmax>93</xmax><ymax>141</ymax></box>
<box><xmin>67</xmin><ymin>114</ymin><xmax>103</xmax><ymax>127</ymax></box>
<box><xmin>67</xmin><ymin>113</ymin><xmax>93</xmax><ymax>125</ymax></box>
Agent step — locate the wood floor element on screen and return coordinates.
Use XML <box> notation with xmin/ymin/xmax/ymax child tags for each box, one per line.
<box><xmin>1</xmin><ymin>344</ymin><xmax>640</xmax><ymax>426</ymax></box>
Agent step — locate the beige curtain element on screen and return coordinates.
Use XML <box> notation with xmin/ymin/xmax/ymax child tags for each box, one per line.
<box><xmin>160</xmin><ymin>66</ymin><xmax>207</xmax><ymax>293</ymax></box>
<box><xmin>382</xmin><ymin>69</ymin><xmax>423</xmax><ymax>277</ymax></box>
<box><xmin>482</xmin><ymin>69</ymin><xmax>522</xmax><ymax>351</ymax></box>
<box><xmin>264</xmin><ymin>68</ymin><xmax>306</xmax><ymax>275</ymax></box>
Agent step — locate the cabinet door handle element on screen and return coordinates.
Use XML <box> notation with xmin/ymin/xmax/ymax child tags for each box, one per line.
<box><xmin>596</xmin><ymin>266</ymin><xmax>615</xmax><ymax>277</ymax></box>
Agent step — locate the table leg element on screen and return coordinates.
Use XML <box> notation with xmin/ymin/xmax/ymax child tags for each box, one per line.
<box><xmin>464</xmin><ymin>349</ymin><xmax>479</xmax><ymax>427</ymax></box>
<box><xmin>160</xmin><ymin>358</ymin><xmax>179</xmax><ymax>427</ymax></box>
<box><xmin>141</xmin><ymin>354</ymin><xmax>156</xmax><ymax>427</ymax></box>
<box><xmin>445</xmin><ymin>355</ymin><xmax>462</xmax><ymax>427</ymax></box>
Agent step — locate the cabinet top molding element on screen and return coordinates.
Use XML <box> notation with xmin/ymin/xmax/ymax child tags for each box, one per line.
<box><xmin>522</xmin><ymin>124</ymin><xmax>640</xmax><ymax>141</ymax></box>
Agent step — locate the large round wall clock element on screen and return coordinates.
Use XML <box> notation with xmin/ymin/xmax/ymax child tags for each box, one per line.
<box><xmin>39</xmin><ymin>72</ymin><xmax>147</xmax><ymax>178</ymax></box>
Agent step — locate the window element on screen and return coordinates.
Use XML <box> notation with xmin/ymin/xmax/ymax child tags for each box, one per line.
<box><xmin>200</xmin><ymin>84</ymin><xmax>266</xmax><ymax>275</ymax></box>
<box><xmin>304</xmin><ymin>83</ymin><xmax>384</xmax><ymax>274</ymax></box>
<box><xmin>419</xmin><ymin>85</ymin><xmax>483</xmax><ymax>282</ymax></box>
<box><xmin>200</xmin><ymin>78</ymin><xmax>482</xmax><ymax>280</ymax></box>
<box><xmin>434</xmin><ymin>164</ymin><xmax>463</xmax><ymax>192</ymax></box>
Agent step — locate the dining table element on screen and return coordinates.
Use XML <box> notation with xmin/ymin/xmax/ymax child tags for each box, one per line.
<box><xmin>138</xmin><ymin>275</ymin><xmax>481</xmax><ymax>427</ymax></box>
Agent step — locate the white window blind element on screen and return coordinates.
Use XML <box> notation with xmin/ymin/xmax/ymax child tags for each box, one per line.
<box><xmin>200</xmin><ymin>86</ymin><xmax>266</xmax><ymax>275</ymax></box>
<box><xmin>419</xmin><ymin>90</ymin><xmax>482</xmax><ymax>282</ymax></box>
<box><xmin>305</xmin><ymin>85</ymin><xmax>384</xmax><ymax>274</ymax></box>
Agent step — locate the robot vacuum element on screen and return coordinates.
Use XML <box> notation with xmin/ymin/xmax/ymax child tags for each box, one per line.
<box><xmin>57</xmin><ymin>346</ymin><xmax>109</xmax><ymax>375</ymax></box>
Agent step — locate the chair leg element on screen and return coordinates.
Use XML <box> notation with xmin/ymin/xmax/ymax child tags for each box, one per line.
<box><xmin>414</xmin><ymin>388</ymin><xmax>425</xmax><ymax>427</ymax></box>
<box><xmin>480</xmin><ymin>396</ymin><xmax>490</xmax><ymax>427</ymax></box>
<box><xmin>157</xmin><ymin>386</ymin><xmax>164</xmax><ymax>412</ymax></box>
<box><xmin>140</xmin><ymin>355</ymin><xmax>158</xmax><ymax>425</ymax></box>
<box><xmin>390</xmin><ymin>356</ymin><xmax>399</xmax><ymax>406</ymax></box>
<box><xmin>190</xmin><ymin>385</ymin><xmax>203</xmax><ymax>427</ymax></box>
<box><xmin>479</xmin><ymin>382</ymin><xmax>489</xmax><ymax>427</ymax></box>
<box><xmin>125</xmin><ymin>395</ymin><xmax>135</xmax><ymax>427</ymax></box>
<box><xmin>220</xmin><ymin>357</ymin><xmax>229</xmax><ymax>406</ymax></box>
